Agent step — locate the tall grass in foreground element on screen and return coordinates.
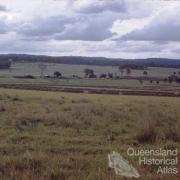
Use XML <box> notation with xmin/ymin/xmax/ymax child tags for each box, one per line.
<box><xmin>0</xmin><ymin>88</ymin><xmax>179</xmax><ymax>180</ymax></box>
<box><xmin>136</xmin><ymin>108</ymin><xmax>180</xmax><ymax>144</ymax></box>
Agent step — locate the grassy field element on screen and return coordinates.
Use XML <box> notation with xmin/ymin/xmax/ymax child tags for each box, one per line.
<box><xmin>0</xmin><ymin>76</ymin><xmax>153</xmax><ymax>88</ymax></box>
<box><xmin>0</xmin><ymin>62</ymin><xmax>180</xmax><ymax>89</ymax></box>
<box><xmin>0</xmin><ymin>62</ymin><xmax>179</xmax><ymax>77</ymax></box>
<box><xmin>0</xmin><ymin>88</ymin><xmax>179</xmax><ymax>179</ymax></box>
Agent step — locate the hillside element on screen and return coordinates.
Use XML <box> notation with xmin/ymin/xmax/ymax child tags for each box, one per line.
<box><xmin>0</xmin><ymin>54</ymin><xmax>180</xmax><ymax>68</ymax></box>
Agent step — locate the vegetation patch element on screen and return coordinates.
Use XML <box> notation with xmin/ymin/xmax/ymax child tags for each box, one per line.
<box><xmin>0</xmin><ymin>89</ymin><xmax>179</xmax><ymax>180</ymax></box>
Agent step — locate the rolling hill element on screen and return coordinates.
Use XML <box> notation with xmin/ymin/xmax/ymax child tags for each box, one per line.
<box><xmin>0</xmin><ymin>54</ymin><xmax>180</xmax><ymax>69</ymax></box>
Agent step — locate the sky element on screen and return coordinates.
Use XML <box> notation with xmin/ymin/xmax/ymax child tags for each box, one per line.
<box><xmin>0</xmin><ymin>0</ymin><xmax>180</xmax><ymax>59</ymax></box>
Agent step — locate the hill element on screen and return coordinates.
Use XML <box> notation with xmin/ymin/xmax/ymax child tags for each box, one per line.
<box><xmin>0</xmin><ymin>54</ymin><xmax>180</xmax><ymax>69</ymax></box>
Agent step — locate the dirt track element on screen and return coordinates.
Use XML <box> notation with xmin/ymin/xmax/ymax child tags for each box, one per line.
<box><xmin>0</xmin><ymin>83</ymin><xmax>180</xmax><ymax>97</ymax></box>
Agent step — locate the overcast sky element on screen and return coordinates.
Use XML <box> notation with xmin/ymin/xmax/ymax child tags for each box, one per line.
<box><xmin>0</xmin><ymin>0</ymin><xmax>180</xmax><ymax>59</ymax></box>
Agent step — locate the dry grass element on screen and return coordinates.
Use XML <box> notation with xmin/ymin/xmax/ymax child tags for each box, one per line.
<box><xmin>0</xmin><ymin>88</ymin><xmax>179</xmax><ymax>180</ymax></box>
<box><xmin>136</xmin><ymin>121</ymin><xmax>157</xmax><ymax>144</ymax></box>
<box><xmin>164</xmin><ymin>124</ymin><xmax>180</xmax><ymax>142</ymax></box>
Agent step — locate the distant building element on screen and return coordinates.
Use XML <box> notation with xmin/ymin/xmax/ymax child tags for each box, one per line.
<box><xmin>0</xmin><ymin>59</ymin><xmax>12</xmax><ymax>69</ymax></box>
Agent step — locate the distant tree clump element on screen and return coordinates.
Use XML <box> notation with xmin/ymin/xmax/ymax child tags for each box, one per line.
<box><xmin>143</xmin><ymin>71</ymin><xmax>148</xmax><ymax>76</ymax></box>
<box><xmin>88</xmin><ymin>74</ymin><xmax>97</xmax><ymax>78</ymax></box>
<box><xmin>99</xmin><ymin>74</ymin><xmax>107</xmax><ymax>79</ymax></box>
<box><xmin>84</xmin><ymin>68</ymin><xmax>96</xmax><ymax>78</ymax></box>
<box><xmin>108</xmin><ymin>73</ymin><xmax>113</xmax><ymax>79</ymax></box>
<box><xmin>54</xmin><ymin>71</ymin><xmax>62</xmax><ymax>78</ymax></box>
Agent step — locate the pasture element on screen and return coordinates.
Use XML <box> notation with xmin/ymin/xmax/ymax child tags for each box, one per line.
<box><xmin>0</xmin><ymin>88</ymin><xmax>179</xmax><ymax>179</ymax></box>
<box><xmin>0</xmin><ymin>62</ymin><xmax>180</xmax><ymax>89</ymax></box>
<box><xmin>0</xmin><ymin>62</ymin><xmax>179</xmax><ymax>78</ymax></box>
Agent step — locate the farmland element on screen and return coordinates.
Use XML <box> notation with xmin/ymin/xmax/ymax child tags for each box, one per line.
<box><xmin>0</xmin><ymin>62</ymin><xmax>180</xmax><ymax>78</ymax></box>
<box><xmin>0</xmin><ymin>62</ymin><xmax>180</xmax><ymax>179</ymax></box>
<box><xmin>0</xmin><ymin>62</ymin><xmax>180</xmax><ymax>89</ymax></box>
<box><xmin>0</xmin><ymin>88</ymin><xmax>179</xmax><ymax>180</ymax></box>
<box><xmin>1</xmin><ymin>0</ymin><xmax>180</xmax><ymax>179</ymax></box>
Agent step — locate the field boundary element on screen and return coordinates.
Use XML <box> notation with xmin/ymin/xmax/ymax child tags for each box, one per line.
<box><xmin>0</xmin><ymin>83</ymin><xmax>180</xmax><ymax>97</ymax></box>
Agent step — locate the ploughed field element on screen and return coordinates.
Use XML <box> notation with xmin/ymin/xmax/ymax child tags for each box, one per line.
<box><xmin>0</xmin><ymin>88</ymin><xmax>180</xmax><ymax>180</ymax></box>
<box><xmin>0</xmin><ymin>83</ymin><xmax>180</xmax><ymax>97</ymax></box>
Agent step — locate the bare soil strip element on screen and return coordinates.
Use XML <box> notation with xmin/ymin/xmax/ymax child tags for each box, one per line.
<box><xmin>0</xmin><ymin>83</ymin><xmax>180</xmax><ymax>97</ymax></box>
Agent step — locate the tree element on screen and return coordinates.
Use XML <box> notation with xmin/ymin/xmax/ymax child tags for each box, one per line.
<box><xmin>84</xmin><ymin>68</ymin><xmax>94</xmax><ymax>78</ymax></box>
<box><xmin>88</xmin><ymin>74</ymin><xmax>97</xmax><ymax>78</ymax></box>
<box><xmin>38</xmin><ymin>63</ymin><xmax>47</xmax><ymax>77</ymax></box>
<box><xmin>108</xmin><ymin>73</ymin><xmax>113</xmax><ymax>79</ymax></box>
<box><xmin>143</xmin><ymin>71</ymin><xmax>148</xmax><ymax>76</ymax></box>
<box><xmin>54</xmin><ymin>71</ymin><xmax>62</xmax><ymax>78</ymax></box>
<box><xmin>99</xmin><ymin>73</ymin><xmax>107</xmax><ymax>79</ymax></box>
<box><xmin>170</xmin><ymin>73</ymin><xmax>178</xmax><ymax>81</ymax></box>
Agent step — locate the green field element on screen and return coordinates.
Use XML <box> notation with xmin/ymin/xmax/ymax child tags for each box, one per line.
<box><xmin>0</xmin><ymin>62</ymin><xmax>180</xmax><ymax>89</ymax></box>
<box><xmin>0</xmin><ymin>62</ymin><xmax>179</xmax><ymax>78</ymax></box>
<box><xmin>0</xmin><ymin>88</ymin><xmax>179</xmax><ymax>179</ymax></box>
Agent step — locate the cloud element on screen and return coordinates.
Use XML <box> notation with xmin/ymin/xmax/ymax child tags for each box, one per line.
<box><xmin>54</xmin><ymin>13</ymin><xmax>117</xmax><ymax>41</ymax></box>
<box><xmin>15</xmin><ymin>14</ymin><xmax>116</xmax><ymax>41</ymax></box>
<box><xmin>0</xmin><ymin>20</ymin><xmax>7</xmax><ymax>34</ymax></box>
<box><xmin>15</xmin><ymin>16</ymin><xmax>73</xmax><ymax>37</ymax></box>
<box><xmin>0</xmin><ymin>0</ymin><xmax>180</xmax><ymax>58</ymax></box>
<box><xmin>0</xmin><ymin>5</ymin><xmax>7</xmax><ymax>11</ymax></box>
<box><xmin>14</xmin><ymin>8</ymin><xmax>121</xmax><ymax>41</ymax></box>
<box><xmin>120</xmin><ymin>5</ymin><xmax>180</xmax><ymax>42</ymax></box>
<box><xmin>74</xmin><ymin>0</ymin><xmax>127</xmax><ymax>14</ymax></box>
<box><xmin>121</xmin><ymin>41</ymin><xmax>164</xmax><ymax>53</ymax></box>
